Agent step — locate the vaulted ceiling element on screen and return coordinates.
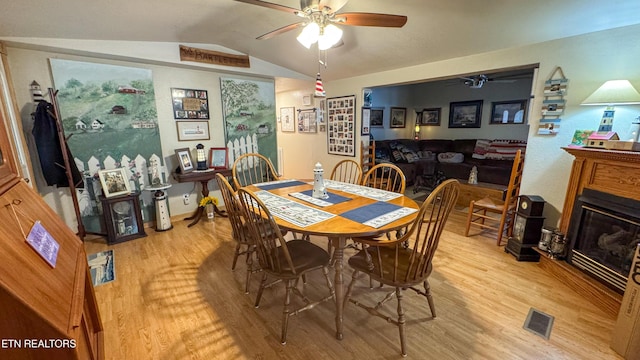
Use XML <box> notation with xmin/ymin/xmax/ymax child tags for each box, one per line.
<box><xmin>1</xmin><ymin>0</ymin><xmax>639</xmax><ymax>83</ymax></box>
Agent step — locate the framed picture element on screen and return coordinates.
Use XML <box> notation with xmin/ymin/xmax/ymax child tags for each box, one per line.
<box><xmin>420</xmin><ymin>108</ymin><xmax>441</xmax><ymax>126</ymax></box>
<box><xmin>209</xmin><ymin>147</ymin><xmax>228</xmax><ymax>169</ymax></box>
<box><xmin>298</xmin><ymin>108</ymin><xmax>318</xmax><ymax>133</ymax></box>
<box><xmin>171</xmin><ymin>88</ymin><xmax>209</xmax><ymax>119</ymax></box>
<box><xmin>363</xmin><ymin>89</ymin><xmax>373</xmax><ymax>107</ymax></box>
<box><xmin>318</xmin><ymin>99</ymin><xmax>326</xmax><ymax>123</ymax></box>
<box><xmin>327</xmin><ymin>95</ymin><xmax>356</xmax><ymax>157</ymax></box>
<box><xmin>175</xmin><ymin>148</ymin><xmax>194</xmax><ymax>174</ymax></box>
<box><xmin>490</xmin><ymin>100</ymin><xmax>527</xmax><ymax>124</ymax></box>
<box><xmin>302</xmin><ymin>94</ymin><xmax>313</xmax><ymax>106</ymax></box>
<box><xmin>98</xmin><ymin>168</ymin><xmax>131</xmax><ymax>198</ymax></box>
<box><xmin>361</xmin><ymin>107</ymin><xmax>371</xmax><ymax>135</ymax></box>
<box><xmin>390</xmin><ymin>107</ymin><xmax>406</xmax><ymax>128</ymax></box>
<box><xmin>280</xmin><ymin>107</ymin><xmax>295</xmax><ymax>132</ymax></box>
<box><xmin>176</xmin><ymin>120</ymin><xmax>210</xmax><ymax>141</ymax></box>
<box><xmin>370</xmin><ymin>108</ymin><xmax>384</xmax><ymax>127</ymax></box>
<box><xmin>449</xmin><ymin>100</ymin><xmax>483</xmax><ymax>128</ymax></box>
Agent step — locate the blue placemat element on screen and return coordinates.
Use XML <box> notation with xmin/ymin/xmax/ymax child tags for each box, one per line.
<box><xmin>256</xmin><ymin>180</ymin><xmax>307</xmax><ymax>191</ymax></box>
<box><xmin>299</xmin><ymin>190</ymin><xmax>351</xmax><ymax>205</ymax></box>
<box><xmin>340</xmin><ymin>202</ymin><xmax>403</xmax><ymax>223</ymax></box>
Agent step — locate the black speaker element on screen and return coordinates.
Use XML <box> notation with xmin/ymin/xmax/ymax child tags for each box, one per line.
<box><xmin>517</xmin><ymin>195</ymin><xmax>545</xmax><ymax>217</ymax></box>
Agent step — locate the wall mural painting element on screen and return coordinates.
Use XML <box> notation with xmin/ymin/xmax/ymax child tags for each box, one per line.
<box><xmin>49</xmin><ymin>59</ymin><xmax>162</xmax><ymax>233</ymax></box>
<box><xmin>220</xmin><ymin>77</ymin><xmax>278</xmax><ymax>171</ymax></box>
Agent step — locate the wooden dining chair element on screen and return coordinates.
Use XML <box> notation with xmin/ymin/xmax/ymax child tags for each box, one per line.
<box><xmin>360</xmin><ymin>139</ymin><xmax>376</xmax><ymax>175</ymax></box>
<box><xmin>464</xmin><ymin>149</ymin><xmax>524</xmax><ymax>246</ymax></box>
<box><xmin>361</xmin><ymin>163</ymin><xmax>406</xmax><ymax>194</ymax></box>
<box><xmin>232</xmin><ymin>152</ymin><xmax>280</xmax><ymax>189</ymax></box>
<box><xmin>236</xmin><ymin>188</ymin><xmax>335</xmax><ymax>345</ymax></box>
<box><xmin>344</xmin><ymin>179</ymin><xmax>460</xmax><ymax>357</ymax></box>
<box><xmin>330</xmin><ymin>159</ymin><xmax>362</xmax><ymax>184</ymax></box>
<box><xmin>215</xmin><ymin>173</ymin><xmax>260</xmax><ymax>294</ymax></box>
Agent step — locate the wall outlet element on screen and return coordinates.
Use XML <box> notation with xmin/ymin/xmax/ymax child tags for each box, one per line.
<box><xmin>183</xmin><ymin>193</ymin><xmax>190</xmax><ymax>205</ymax></box>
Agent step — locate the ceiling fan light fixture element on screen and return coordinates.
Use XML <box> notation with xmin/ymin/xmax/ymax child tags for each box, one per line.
<box><xmin>296</xmin><ymin>22</ymin><xmax>320</xmax><ymax>48</ymax></box>
<box><xmin>318</xmin><ymin>24</ymin><xmax>343</xmax><ymax>50</ymax></box>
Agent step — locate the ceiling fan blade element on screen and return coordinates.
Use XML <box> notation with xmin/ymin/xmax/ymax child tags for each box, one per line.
<box><xmin>235</xmin><ymin>0</ymin><xmax>301</xmax><ymax>15</ymax></box>
<box><xmin>334</xmin><ymin>12</ymin><xmax>407</xmax><ymax>27</ymax></box>
<box><xmin>490</xmin><ymin>79</ymin><xmax>517</xmax><ymax>83</ymax></box>
<box><xmin>256</xmin><ymin>22</ymin><xmax>305</xmax><ymax>40</ymax></box>
<box><xmin>318</xmin><ymin>0</ymin><xmax>349</xmax><ymax>13</ymax></box>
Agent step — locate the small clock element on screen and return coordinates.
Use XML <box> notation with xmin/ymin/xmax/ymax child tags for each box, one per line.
<box><xmin>518</xmin><ymin>195</ymin><xmax>545</xmax><ymax>217</ymax></box>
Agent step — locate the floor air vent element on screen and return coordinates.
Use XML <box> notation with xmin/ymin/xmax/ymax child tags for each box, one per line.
<box><xmin>523</xmin><ymin>308</ymin><xmax>554</xmax><ymax>340</ymax></box>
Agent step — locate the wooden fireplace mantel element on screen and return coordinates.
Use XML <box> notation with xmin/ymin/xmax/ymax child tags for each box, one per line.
<box><xmin>547</xmin><ymin>146</ymin><xmax>640</xmax><ymax>317</ymax></box>
<box><xmin>559</xmin><ymin>146</ymin><xmax>640</xmax><ymax>234</ymax></box>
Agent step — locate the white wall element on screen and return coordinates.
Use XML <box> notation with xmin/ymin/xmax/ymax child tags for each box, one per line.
<box><xmin>275</xmin><ymin>24</ymin><xmax>640</xmax><ymax>228</ymax></box>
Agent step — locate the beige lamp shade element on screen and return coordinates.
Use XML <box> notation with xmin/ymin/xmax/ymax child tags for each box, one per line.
<box><xmin>581</xmin><ymin>80</ymin><xmax>640</xmax><ymax>105</ymax></box>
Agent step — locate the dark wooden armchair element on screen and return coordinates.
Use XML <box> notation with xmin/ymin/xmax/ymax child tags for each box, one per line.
<box><xmin>237</xmin><ymin>188</ymin><xmax>335</xmax><ymax>345</ymax></box>
<box><xmin>344</xmin><ymin>179</ymin><xmax>460</xmax><ymax>357</ymax></box>
<box><xmin>215</xmin><ymin>173</ymin><xmax>259</xmax><ymax>294</ymax></box>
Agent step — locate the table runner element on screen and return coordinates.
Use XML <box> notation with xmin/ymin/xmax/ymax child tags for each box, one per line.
<box><xmin>254</xmin><ymin>190</ymin><xmax>335</xmax><ymax>227</ymax></box>
<box><xmin>324</xmin><ymin>180</ymin><xmax>402</xmax><ymax>202</ymax></box>
<box><xmin>288</xmin><ymin>190</ymin><xmax>352</xmax><ymax>207</ymax></box>
<box><xmin>255</xmin><ymin>179</ymin><xmax>307</xmax><ymax>191</ymax></box>
<box><xmin>340</xmin><ymin>201</ymin><xmax>417</xmax><ymax>228</ymax></box>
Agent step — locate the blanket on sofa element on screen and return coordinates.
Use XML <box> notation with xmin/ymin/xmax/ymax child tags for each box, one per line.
<box><xmin>472</xmin><ymin>139</ymin><xmax>526</xmax><ymax>160</ymax></box>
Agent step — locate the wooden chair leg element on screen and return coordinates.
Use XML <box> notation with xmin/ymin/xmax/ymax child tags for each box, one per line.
<box><xmin>231</xmin><ymin>243</ymin><xmax>241</xmax><ymax>270</ymax></box>
<box><xmin>496</xmin><ymin>210</ymin><xmax>509</xmax><ymax>246</ymax></box>
<box><xmin>424</xmin><ymin>280</ymin><xmax>436</xmax><ymax>318</ymax></box>
<box><xmin>506</xmin><ymin>210</ymin><xmax>516</xmax><ymax>238</ymax></box>
<box><xmin>281</xmin><ymin>279</ymin><xmax>294</xmax><ymax>345</ymax></box>
<box><xmin>322</xmin><ymin>266</ymin><xmax>335</xmax><ymax>299</ymax></box>
<box><xmin>465</xmin><ymin>202</ymin><xmax>474</xmax><ymax>236</ymax></box>
<box><xmin>396</xmin><ymin>287</ymin><xmax>407</xmax><ymax>357</ymax></box>
<box><xmin>255</xmin><ymin>272</ymin><xmax>268</xmax><ymax>308</ymax></box>
<box><xmin>244</xmin><ymin>247</ymin><xmax>254</xmax><ymax>294</ymax></box>
<box><xmin>344</xmin><ymin>270</ymin><xmax>360</xmax><ymax>308</ymax></box>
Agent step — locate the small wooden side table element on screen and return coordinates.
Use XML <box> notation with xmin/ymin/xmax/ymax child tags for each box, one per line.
<box><xmin>100</xmin><ymin>191</ymin><xmax>147</xmax><ymax>244</ymax></box>
<box><xmin>173</xmin><ymin>169</ymin><xmax>230</xmax><ymax>227</ymax></box>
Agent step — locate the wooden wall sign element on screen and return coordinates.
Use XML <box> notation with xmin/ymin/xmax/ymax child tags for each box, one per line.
<box><xmin>179</xmin><ymin>45</ymin><xmax>250</xmax><ymax>68</ymax></box>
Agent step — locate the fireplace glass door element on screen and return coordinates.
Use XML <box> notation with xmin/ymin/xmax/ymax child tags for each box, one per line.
<box><xmin>568</xmin><ymin>189</ymin><xmax>640</xmax><ymax>293</ymax></box>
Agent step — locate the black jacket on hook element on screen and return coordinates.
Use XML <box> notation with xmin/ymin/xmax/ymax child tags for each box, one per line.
<box><xmin>32</xmin><ymin>101</ymin><xmax>83</xmax><ymax>188</ymax></box>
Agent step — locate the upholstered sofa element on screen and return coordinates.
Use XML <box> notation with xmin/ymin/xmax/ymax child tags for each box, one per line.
<box><xmin>374</xmin><ymin>138</ymin><xmax>526</xmax><ymax>186</ymax></box>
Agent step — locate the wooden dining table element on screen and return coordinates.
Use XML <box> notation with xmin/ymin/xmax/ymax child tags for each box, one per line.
<box><xmin>242</xmin><ymin>179</ymin><xmax>419</xmax><ymax>340</ymax></box>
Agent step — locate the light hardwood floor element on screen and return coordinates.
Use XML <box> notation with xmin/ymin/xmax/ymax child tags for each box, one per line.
<box><xmin>84</xmin><ymin>207</ymin><xmax>623</xmax><ymax>360</ymax></box>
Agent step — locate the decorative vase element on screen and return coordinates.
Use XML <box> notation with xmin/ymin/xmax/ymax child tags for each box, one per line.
<box><xmin>468</xmin><ymin>166</ymin><xmax>478</xmax><ymax>185</ymax></box>
<box><xmin>205</xmin><ymin>203</ymin><xmax>215</xmax><ymax>220</ymax></box>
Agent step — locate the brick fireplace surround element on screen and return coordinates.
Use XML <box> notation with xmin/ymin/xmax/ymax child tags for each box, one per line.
<box><xmin>538</xmin><ymin>147</ymin><xmax>640</xmax><ymax>317</ymax></box>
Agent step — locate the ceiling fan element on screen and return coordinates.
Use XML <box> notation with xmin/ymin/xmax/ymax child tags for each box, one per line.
<box><xmin>234</xmin><ymin>0</ymin><xmax>407</xmax><ymax>49</ymax></box>
<box><xmin>460</xmin><ymin>74</ymin><xmax>518</xmax><ymax>89</ymax></box>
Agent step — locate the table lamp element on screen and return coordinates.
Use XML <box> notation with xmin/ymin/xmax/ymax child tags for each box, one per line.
<box><xmin>582</xmin><ymin>80</ymin><xmax>640</xmax><ymax>148</ymax></box>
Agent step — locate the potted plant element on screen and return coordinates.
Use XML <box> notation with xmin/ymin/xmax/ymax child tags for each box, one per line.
<box><xmin>199</xmin><ymin>196</ymin><xmax>219</xmax><ymax>220</ymax></box>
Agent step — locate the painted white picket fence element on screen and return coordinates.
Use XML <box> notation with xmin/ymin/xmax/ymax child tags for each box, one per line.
<box><xmin>227</xmin><ymin>133</ymin><xmax>259</xmax><ymax>170</ymax></box>
<box><xmin>75</xmin><ymin>153</ymin><xmax>167</xmax><ymax>190</ymax></box>
<box><xmin>226</xmin><ymin>133</ymin><xmax>277</xmax><ymax>171</ymax></box>
<box><xmin>73</xmin><ymin>153</ymin><xmax>166</xmax><ymax>217</ymax></box>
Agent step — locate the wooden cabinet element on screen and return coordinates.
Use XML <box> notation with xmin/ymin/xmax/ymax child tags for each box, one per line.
<box><xmin>0</xmin><ymin>100</ymin><xmax>103</xmax><ymax>358</ymax></box>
